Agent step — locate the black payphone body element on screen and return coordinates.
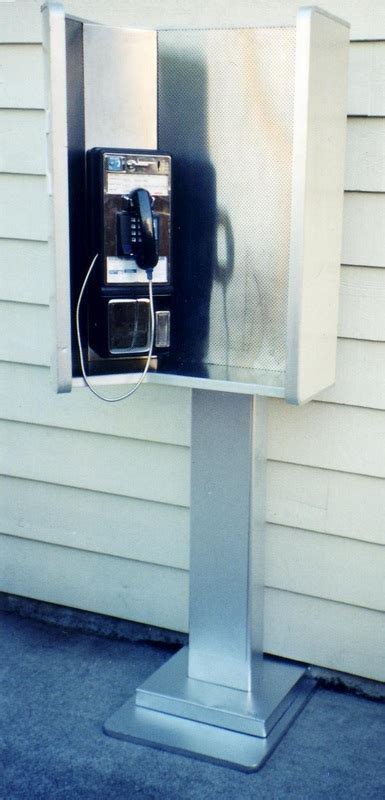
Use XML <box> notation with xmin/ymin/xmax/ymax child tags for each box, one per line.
<box><xmin>82</xmin><ymin>148</ymin><xmax>172</xmax><ymax>372</ymax></box>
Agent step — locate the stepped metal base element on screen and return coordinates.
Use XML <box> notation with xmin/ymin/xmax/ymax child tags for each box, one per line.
<box><xmin>104</xmin><ymin>648</ymin><xmax>315</xmax><ymax>771</ymax></box>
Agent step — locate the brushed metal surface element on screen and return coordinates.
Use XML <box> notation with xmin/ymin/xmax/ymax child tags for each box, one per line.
<box><xmin>83</xmin><ymin>25</ymin><xmax>157</xmax><ymax>151</ymax></box>
<box><xmin>136</xmin><ymin>647</ymin><xmax>311</xmax><ymax>737</ymax></box>
<box><xmin>188</xmin><ymin>390</ymin><xmax>266</xmax><ymax>691</ymax></box>
<box><xmin>45</xmin><ymin>7</ymin><xmax>347</xmax><ymax>400</ymax></box>
<box><xmin>285</xmin><ymin>8</ymin><xmax>350</xmax><ymax>403</ymax></box>
<box><xmin>104</xmin><ymin>649</ymin><xmax>315</xmax><ymax>772</ymax></box>
<box><xmin>158</xmin><ymin>26</ymin><xmax>295</xmax><ymax>375</ymax></box>
<box><xmin>42</xmin><ymin>3</ymin><xmax>72</xmax><ymax>393</ymax></box>
<box><xmin>71</xmin><ymin>364</ymin><xmax>286</xmax><ymax>396</ymax></box>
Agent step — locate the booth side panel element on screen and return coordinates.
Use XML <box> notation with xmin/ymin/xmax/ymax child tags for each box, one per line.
<box><xmin>42</xmin><ymin>3</ymin><xmax>72</xmax><ymax>393</ymax></box>
<box><xmin>286</xmin><ymin>8</ymin><xmax>350</xmax><ymax>404</ymax></box>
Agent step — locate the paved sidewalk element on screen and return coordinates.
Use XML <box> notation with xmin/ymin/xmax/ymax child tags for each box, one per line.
<box><xmin>1</xmin><ymin>608</ymin><xmax>384</xmax><ymax>800</ymax></box>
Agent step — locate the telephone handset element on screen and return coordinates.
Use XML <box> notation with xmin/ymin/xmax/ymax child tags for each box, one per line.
<box><xmin>117</xmin><ymin>188</ymin><xmax>158</xmax><ymax>271</ymax></box>
<box><xmin>81</xmin><ymin>149</ymin><xmax>172</xmax><ymax>369</ymax></box>
<box><xmin>132</xmin><ymin>189</ymin><xmax>157</xmax><ymax>265</ymax></box>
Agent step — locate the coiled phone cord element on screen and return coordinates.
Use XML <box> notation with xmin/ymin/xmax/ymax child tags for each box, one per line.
<box><xmin>75</xmin><ymin>254</ymin><xmax>155</xmax><ymax>402</ymax></box>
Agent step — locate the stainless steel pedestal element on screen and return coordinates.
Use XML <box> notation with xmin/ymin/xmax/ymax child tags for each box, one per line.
<box><xmin>104</xmin><ymin>391</ymin><xmax>315</xmax><ymax>770</ymax></box>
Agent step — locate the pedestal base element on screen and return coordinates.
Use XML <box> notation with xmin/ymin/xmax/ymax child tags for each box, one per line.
<box><xmin>104</xmin><ymin>648</ymin><xmax>315</xmax><ymax>771</ymax></box>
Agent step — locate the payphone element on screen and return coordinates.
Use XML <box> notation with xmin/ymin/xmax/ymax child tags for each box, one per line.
<box><xmin>76</xmin><ymin>148</ymin><xmax>172</xmax><ymax>397</ymax></box>
<box><xmin>43</xmin><ymin>1</ymin><xmax>350</xmax><ymax>771</ymax></box>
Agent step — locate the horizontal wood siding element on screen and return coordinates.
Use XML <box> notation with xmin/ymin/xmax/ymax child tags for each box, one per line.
<box><xmin>1</xmin><ymin>0</ymin><xmax>385</xmax><ymax>682</ymax></box>
<box><xmin>268</xmin><ymin>400</ymin><xmax>385</xmax><ymax>478</ymax></box>
<box><xmin>264</xmin><ymin>590</ymin><xmax>385</xmax><ymax>682</ymax></box>
<box><xmin>0</xmin><ymin>175</ymin><xmax>48</xmax><ymax>240</ymax></box>
<box><xmin>0</xmin><ymin>302</ymin><xmax>50</xmax><ymax>365</ymax></box>
<box><xmin>0</xmin><ymin>534</ymin><xmax>189</xmax><ymax>632</ymax></box>
<box><xmin>338</xmin><ymin>267</ymin><xmax>385</xmax><ymax>339</ymax></box>
<box><xmin>2</xmin><ymin>0</ymin><xmax>385</xmax><ymax>42</ymax></box>
<box><xmin>0</xmin><ymin>45</ymin><xmax>44</xmax><ymax>108</ymax></box>
<box><xmin>0</xmin><ymin>110</ymin><xmax>46</xmax><ymax>174</ymax></box>
<box><xmin>0</xmin><ymin>363</ymin><xmax>190</xmax><ymax>445</ymax></box>
<box><xmin>0</xmin><ymin>1</ymin><xmax>42</xmax><ymax>43</ymax></box>
<box><xmin>348</xmin><ymin>42</ymin><xmax>385</xmax><ymax>115</ymax></box>
<box><xmin>267</xmin><ymin>461</ymin><xmax>385</xmax><ymax>546</ymax></box>
<box><xmin>342</xmin><ymin>193</ymin><xmax>385</xmax><ymax>267</ymax></box>
<box><xmin>318</xmin><ymin>339</ymin><xmax>385</xmax><ymax>411</ymax></box>
<box><xmin>0</xmin><ymin>420</ymin><xmax>189</xmax><ymax>506</ymax></box>
<box><xmin>1</xmin><ymin>532</ymin><xmax>384</xmax><ymax>680</ymax></box>
<box><xmin>3</xmin><ymin>461</ymin><xmax>384</xmax><ymax>560</ymax></box>
<box><xmin>0</xmin><ymin>240</ymin><xmax>49</xmax><ymax>304</ymax></box>
<box><xmin>345</xmin><ymin>118</ymin><xmax>385</xmax><ymax>192</ymax></box>
<box><xmin>265</xmin><ymin>525</ymin><xmax>385</xmax><ymax>612</ymax></box>
<box><xmin>0</xmin><ymin>476</ymin><xmax>189</xmax><ymax>569</ymax></box>
<box><xmin>2</xmin><ymin>474</ymin><xmax>384</xmax><ymax>612</ymax></box>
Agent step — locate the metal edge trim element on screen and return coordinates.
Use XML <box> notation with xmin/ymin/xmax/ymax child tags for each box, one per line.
<box><xmin>300</xmin><ymin>6</ymin><xmax>350</xmax><ymax>30</ymax></box>
<box><xmin>72</xmin><ymin>372</ymin><xmax>286</xmax><ymax>397</ymax></box>
<box><xmin>285</xmin><ymin>7</ymin><xmax>311</xmax><ymax>405</ymax></box>
<box><xmin>42</xmin><ymin>2</ymin><xmax>73</xmax><ymax>393</ymax></box>
<box><xmin>285</xmin><ymin>6</ymin><xmax>349</xmax><ymax>405</ymax></box>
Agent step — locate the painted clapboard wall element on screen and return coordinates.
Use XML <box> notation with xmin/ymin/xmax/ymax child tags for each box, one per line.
<box><xmin>1</xmin><ymin>0</ymin><xmax>385</xmax><ymax>682</ymax></box>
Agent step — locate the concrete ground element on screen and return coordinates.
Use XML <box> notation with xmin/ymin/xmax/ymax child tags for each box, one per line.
<box><xmin>1</xmin><ymin>604</ymin><xmax>385</xmax><ymax>800</ymax></box>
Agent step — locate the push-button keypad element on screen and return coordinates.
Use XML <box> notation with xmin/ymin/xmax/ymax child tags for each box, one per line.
<box><xmin>130</xmin><ymin>214</ymin><xmax>143</xmax><ymax>246</ymax></box>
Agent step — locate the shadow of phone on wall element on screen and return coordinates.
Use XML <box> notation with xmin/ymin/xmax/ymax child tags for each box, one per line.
<box><xmin>158</xmin><ymin>43</ymin><xmax>234</xmax><ymax>372</ymax></box>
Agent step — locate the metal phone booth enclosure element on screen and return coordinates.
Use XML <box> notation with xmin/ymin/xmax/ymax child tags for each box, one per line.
<box><xmin>42</xmin><ymin>3</ymin><xmax>350</xmax><ymax>771</ymax></box>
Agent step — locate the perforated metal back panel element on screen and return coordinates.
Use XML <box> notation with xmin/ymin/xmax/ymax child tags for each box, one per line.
<box><xmin>158</xmin><ymin>27</ymin><xmax>295</xmax><ymax>372</ymax></box>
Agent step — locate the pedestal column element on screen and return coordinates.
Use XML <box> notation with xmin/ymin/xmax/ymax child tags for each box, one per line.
<box><xmin>104</xmin><ymin>389</ymin><xmax>314</xmax><ymax>771</ymax></box>
<box><xmin>188</xmin><ymin>390</ymin><xmax>265</xmax><ymax>691</ymax></box>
